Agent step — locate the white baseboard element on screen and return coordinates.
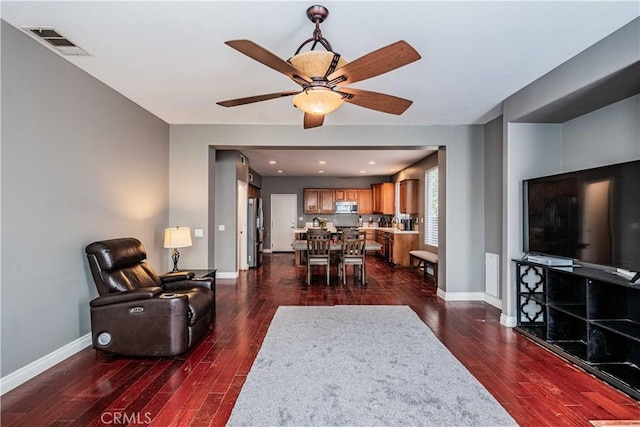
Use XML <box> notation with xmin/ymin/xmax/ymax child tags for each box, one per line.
<box><xmin>500</xmin><ymin>314</ymin><xmax>517</xmax><ymax>328</ymax></box>
<box><xmin>216</xmin><ymin>271</ymin><xmax>239</xmax><ymax>279</ymax></box>
<box><xmin>263</xmin><ymin>249</ymin><xmax>273</xmax><ymax>254</ymax></box>
<box><xmin>438</xmin><ymin>290</ymin><xmax>486</xmax><ymax>301</ymax></box>
<box><xmin>483</xmin><ymin>293</ymin><xmax>502</xmax><ymax>309</ymax></box>
<box><xmin>1</xmin><ymin>333</ymin><xmax>92</xmax><ymax>395</ymax></box>
<box><xmin>437</xmin><ymin>290</ymin><xmax>514</xmax><ymax>327</ymax></box>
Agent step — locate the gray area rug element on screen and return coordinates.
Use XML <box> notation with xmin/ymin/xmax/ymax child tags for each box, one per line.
<box><xmin>227</xmin><ymin>305</ymin><xmax>517</xmax><ymax>426</ymax></box>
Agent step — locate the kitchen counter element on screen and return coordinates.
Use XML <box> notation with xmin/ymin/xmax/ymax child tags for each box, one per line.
<box><xmin>362</xmin><ymin>227</ymin><xmax>419</xmax><ymax>235</ymax></box>
<box><xmin>293</xmin><ymin>226</ymin><xmax>418</xmax><ymax>235</ymax></box>
<box><xmin>293</xmin><ymin>226</ymin><xmax>338</xmax><ymax>234</ymax></box>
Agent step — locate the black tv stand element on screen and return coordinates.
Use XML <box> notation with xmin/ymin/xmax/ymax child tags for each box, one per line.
<box><xmin>514</xmin><ymin>259</ymin><xmax>640</xmax><ymax>400</ymax></box>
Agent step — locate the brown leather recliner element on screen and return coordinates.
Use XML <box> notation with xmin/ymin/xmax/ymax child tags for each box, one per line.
<box><xmin>85</xmin><ymin>237</ymin><xmax>215</xmax><ymax>357</ymax></box>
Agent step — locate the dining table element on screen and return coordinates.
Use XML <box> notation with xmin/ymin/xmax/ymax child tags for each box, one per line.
<box><xmin>291</xmin><ymin>239</ymin><xmax>382</xmax><ymax>252</ymax></box>
<box><xmin>291</xmin><ymin>239</ymin><xmax>381</xmax><ymax>284</ymax></box>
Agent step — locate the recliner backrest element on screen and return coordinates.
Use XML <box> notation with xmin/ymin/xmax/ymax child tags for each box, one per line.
<box><xmin>86</xmin><ymin>237</ymin><xmax>162</xmax><ymax>295</ymax></box>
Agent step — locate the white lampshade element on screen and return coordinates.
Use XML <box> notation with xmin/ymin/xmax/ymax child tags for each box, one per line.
<box><xmin>164</xmin><ymin>227</ymin><xmax>192</xmax><ymax>248</ymax></box>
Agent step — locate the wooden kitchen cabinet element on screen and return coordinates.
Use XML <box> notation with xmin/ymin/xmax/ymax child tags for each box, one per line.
<box><xmin>391</xmin><ymin>233</ymin><xmax>419</xmax><ymax>266</ymax></box>
<box><xmin>357</xmin><ymin>189</ymin><xmax>373</xmax><ymax>214</ymax></box>
<box><xmin>304</xmin><ymin>189</ymin><xmax>320</xmax><ymax>214</ymax></box>
<box><xmin>375</xmin><ymin>230</ymin><xmax>418</xmax><ymax>267</ymax></box>
<box><xmin>319</xmin><ymin>189</ymin><xmax>335</xmax><ymax>214</ymax></box>
<box><xmin>335</xmin><ymin>189</ymin><xmax>358</xmax><ymax>201</ymax></box>
<box><xmin>372</xmin><ymin>183</ymin><xmax>395</xmax><ymax>215</ymax></box>
<box><xmin>304</xmin><ymin>189</ymin><xmax>335</xmax><ymax>214</ymax></box>
<box><xmin>399</xmin><ymin>179</ymin><xmax>419</xmax><ymax>215</ymax></box>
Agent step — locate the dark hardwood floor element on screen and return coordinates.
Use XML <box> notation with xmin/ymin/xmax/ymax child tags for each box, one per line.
<box><xmin>2</xmin><ymin>253</ymin><xmax>639</xmax><ymax>426</ymax></box>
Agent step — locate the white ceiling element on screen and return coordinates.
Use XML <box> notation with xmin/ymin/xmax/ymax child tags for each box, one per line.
<box><xmin>2</xmin><ymin>1</ymin><xmax>638</xmax><ymax>176</ymax></box>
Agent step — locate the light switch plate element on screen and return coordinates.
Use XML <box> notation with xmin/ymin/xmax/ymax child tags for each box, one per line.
<box><xmin>218</xmin><ymin>225</ymin><xmax>225</xmax><ymax>231</ymax></box>
<box><xmin>194</xmin><ymin>228</ymin><xmax>203</xmax><ymax>237</ymax></box>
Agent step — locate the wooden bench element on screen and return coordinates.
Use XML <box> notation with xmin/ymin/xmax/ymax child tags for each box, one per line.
<box><xmin>409</xmin><ymin>250</ymin><xmax>438</xmax><ymax>284</ymax></box>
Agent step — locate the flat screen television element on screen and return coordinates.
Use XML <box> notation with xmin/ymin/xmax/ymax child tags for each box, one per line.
<box><xmin>523</xmin><ymin>160</ymin><xmax>640</xmax><ymax>272</ymax></box>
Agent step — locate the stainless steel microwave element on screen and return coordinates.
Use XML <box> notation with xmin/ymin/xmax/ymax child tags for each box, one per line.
<box><xmin>335</xmin><ymin>201</ymin><xmax>358</xmax><ymax>214</ymax></box>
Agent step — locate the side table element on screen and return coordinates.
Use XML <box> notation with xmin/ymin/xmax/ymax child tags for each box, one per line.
<box><xmin>169</xmin><ymin>269</ymin><xmax>217</xmax><ymax>304</ymax></box>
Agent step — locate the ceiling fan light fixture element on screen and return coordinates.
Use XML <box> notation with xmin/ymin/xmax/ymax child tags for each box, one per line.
<box><xmin>217</xmin><ymin>4</ymin><xmax>420</xmax><ymax>129</ymax></box>
<box><xmin>293</xmin><ymin>88</ymin><xmax>344</xmax><ymax>115</ymax></box>
<box><xmin>289</xmin><ymin>51</ymin><xmax>347</xmax><ymax>78</ymax></box>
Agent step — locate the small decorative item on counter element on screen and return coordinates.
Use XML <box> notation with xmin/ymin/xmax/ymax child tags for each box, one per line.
<box><xmin>318</xmin><ymin>217</ymin><xmax>328</xmax><ymax>229</ymax></box>
<box><xmin>358</xmin><ymin>216</ymin><xmax>363</xmax><ymax>227</ymax></box>
<box><xmin>313</xmin><ymin>217</ymin><xmax>319</xmax><ymax>227</ymax></box>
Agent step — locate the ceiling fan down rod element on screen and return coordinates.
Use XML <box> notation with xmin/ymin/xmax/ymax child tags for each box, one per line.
<box><xmin>293</xmin><ymin>5</ymin><xmax>334</xmax><ymax>54</ymax></box>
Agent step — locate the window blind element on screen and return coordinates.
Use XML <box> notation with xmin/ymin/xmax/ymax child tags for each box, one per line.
<box><xmin>424</xmin><ymin>167</ymin><xmax>439</xmax><ymax>246</ymax></box>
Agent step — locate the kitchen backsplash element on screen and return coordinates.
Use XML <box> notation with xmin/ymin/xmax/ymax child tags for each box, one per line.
<box><xmin>300</xmin><ymin>214</ymin><xmax>394</xmax><ymax>227</ymax></box>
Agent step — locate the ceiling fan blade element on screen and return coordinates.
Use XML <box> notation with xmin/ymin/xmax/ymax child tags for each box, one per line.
<box><xmin>338</xmin><ymin>88</ymin><xmax>413</xmax><ymax>115</ymax></box>
<box><xmin>304</xmin><ymin>113</ymin><xmax>324</xmax><ymax>129</ymax></box>
<box><xmin>225</xmin><ymin>40</ymin><xmax>311</xmax><ymax>84</ymax></box>
<box><xmin>327</xmin><ymin>41</ymin><xmax>421</xmax><ymax>86</ymax></box>
<box><xmin>217</xmin><ymin>90</ymin><xmax>300</xmax><ymax>107</ymax></box>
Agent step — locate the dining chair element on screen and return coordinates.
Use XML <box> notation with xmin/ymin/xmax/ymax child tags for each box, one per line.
<box><xmin>307</xmin><ymin>229</ymin><xmax>330</xmax><ymax>239</ymax></box>
<box><xmin>339</xmin><ymin>228</ymin><xmax>360</xmax><ymax>240</ymax></box>
<box><xmin>306</xmin><ymin>238</ymin><xmax>331</xmax><ymax>285</ymax></box>
<box><xmin>338</xmin><ymin>238</ymin><xmax>366</xmax><ymax>285</ymax></box>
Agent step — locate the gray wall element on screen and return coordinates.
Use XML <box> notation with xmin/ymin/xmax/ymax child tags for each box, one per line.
<box><xmin>1</xmin><ymin>22</ymin><xmax>170</xmax><ymax>377</ymax></box>
<box><xmin>484</xmin><ymin>116</ymin><xmax>503</xmax><ymax>257</ymax></box>
<box><xmin>562</xmin><ymin>94</ymin><xmax>640</xmax><ymax>171</ymax></box>
<box><xmin>214</xmin><ymin>150</ymin><xmax>250</xmax><ymax>273</ymax></box>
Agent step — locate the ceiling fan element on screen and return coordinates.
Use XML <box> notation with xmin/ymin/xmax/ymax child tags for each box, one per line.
<box><xmin>216</xmin><ymin>4</ymin><xmax>421</xmax><ymax>129</ymax></box>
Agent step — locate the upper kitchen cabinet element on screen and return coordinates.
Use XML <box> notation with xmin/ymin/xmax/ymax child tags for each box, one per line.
<box><xmin>357</xmin><ymin>189</ymin><xmax>373</xmax><ymax>214</ymax></box>
<box><xmin>335</xmin><ymin>189</ymin><xmax>358</xmax><ymax>202</ymax></box>
<box><xmin>399</xmin><ymin>179</ymin><xmax>419</xmax><ymax>215</ymax></box>
<box><xmin>320</xmin><ymin>190</ymin><xmax>335</xmax><ymax>214</ymax></box>
<box><xmin>304</xmin><ymin>189</ymin><xmax>335</xmax><ymax>214</ymax></box>
<box><xmin>304</xmin><ymin>189</ymin><xmax>320</xmax><ymax>214</ymax></box>
<box><xmin>372</xmin><ymin>183</ymin><xmax>395</xmax><ymax>215</ymax></box>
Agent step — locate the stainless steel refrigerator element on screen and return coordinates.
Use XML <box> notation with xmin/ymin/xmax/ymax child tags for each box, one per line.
<box><xmin>248</xmin><ymin>197</ymin><xmax>264</xmax><ymax>268</ymax></box>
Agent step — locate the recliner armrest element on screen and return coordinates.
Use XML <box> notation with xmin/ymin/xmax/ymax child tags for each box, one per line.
<box><xmin>90</xmin><ymin>287</ymin><xmax>163</xmax><ymax>307</ymax></box>
<box><xmin>162</xmin><ymin>277</ymin><xmax>214</xmax><ymax>292</ymax></box>
<box><xmin>160</xmin><ymin>271</ymin><xmax>195</xmax><ymax>283</ymax></box>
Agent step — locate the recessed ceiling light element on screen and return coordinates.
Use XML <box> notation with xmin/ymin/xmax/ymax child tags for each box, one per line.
<box><xmin>319</xmin><ymin>161</ymin><xmax>326</xmax><ymax>164</ymax></box>
<box><xmin>269</xmin><ymin>160</ymin><xmax>276</xmax><ymax>164</ymax></box>
<box><xmin>369</xmin><ymin>161</ymin><xmax>376</xmax><ymax>165</ymax></box>
<box><xmin>360</xmin><ymin>170</ymin><xmax>366</xmax><ymax>174</ymax></box>
<box><xmin>277</xmin><ymin>170</ymin><xmax>283</xmax><ymax>173</ymax></box>
<box><xmin>319</xmin><ymin>170</ymin><xmax>324</xmax><ymax>174</ymax></box>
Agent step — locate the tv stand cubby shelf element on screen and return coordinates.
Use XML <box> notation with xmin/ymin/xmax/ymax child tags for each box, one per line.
<box><xmin>514</xmin><ymin>260</ymin><xmax>640</xmax><ymax>399</ymax></box>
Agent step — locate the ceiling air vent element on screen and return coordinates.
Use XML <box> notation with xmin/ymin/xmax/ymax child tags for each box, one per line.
<box><xmin>22</xmin><ymin>27</ymin><xmax>89</xmax><ymax>56</ymax></box>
